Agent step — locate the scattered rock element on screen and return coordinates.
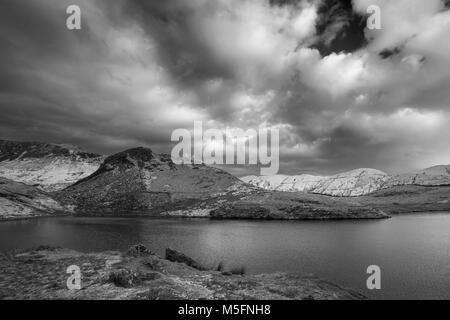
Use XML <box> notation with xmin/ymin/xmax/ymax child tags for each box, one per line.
<box><xmin>108</xmin><ymin>268</ymin><xmax>160</xmax><ymax>288</ymax></box>
<box><xmin>126</xmin><ymin>244</ymin><xmax>154</xmax><ymax>257</ymax></box>
<box><xmin>165</xmin><ymin>248</ymin><xmax>205</xmax><ymax>271</ymax></box>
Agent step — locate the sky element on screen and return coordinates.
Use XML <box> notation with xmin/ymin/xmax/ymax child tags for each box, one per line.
<box><xmin>0</xmin><ymin>0</ymin><xmax>449</xmax><ymax>176</ymax></box>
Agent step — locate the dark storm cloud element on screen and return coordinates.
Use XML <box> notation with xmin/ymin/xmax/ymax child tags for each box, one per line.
<box><xmin>0</xmin><ymin>0</ymin><xmax>449</xmax><ymax>174</ymax></box>
<box><xmin>0</xmin><ymin>0</ymin><xmax>184</xmax><ymax>154</ymax></box>
<box><xmin>312</xmin><ymin>0</ymin><xmax>367</xmax><ymax>56</ymax></box>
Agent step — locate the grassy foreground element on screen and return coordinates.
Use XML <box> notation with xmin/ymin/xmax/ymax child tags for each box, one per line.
<box><xmin>0</xmin><ymin>244</ymin><xmax>366</xmax><ymax>300</ymax></box>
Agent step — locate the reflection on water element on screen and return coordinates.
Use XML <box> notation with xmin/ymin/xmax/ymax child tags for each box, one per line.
<box><xmin>1</xmin><ymin>213</ymin><xmax>450</xmax><ymax>299</ymax></box>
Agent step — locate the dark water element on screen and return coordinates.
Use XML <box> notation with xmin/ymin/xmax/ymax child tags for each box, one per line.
<box><xmin>1</xmin><ymin>213</ymin><xmax>450</xmax><ymax>299</ymax></box>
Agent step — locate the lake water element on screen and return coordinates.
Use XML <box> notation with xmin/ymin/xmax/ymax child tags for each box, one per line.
<box><xmin>1</xmin><ymin>213</ymin><xmax>449</xmax><ymax>299</ymax></box>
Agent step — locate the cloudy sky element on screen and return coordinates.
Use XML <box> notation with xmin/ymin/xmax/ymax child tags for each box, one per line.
<box><xmin>1</xmin><ymin>0</ymin><xmax>450</xmax><ymax>176</ymax></box>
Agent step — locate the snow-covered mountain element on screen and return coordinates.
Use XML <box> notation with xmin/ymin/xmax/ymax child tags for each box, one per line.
<box><xmin>242</xmin><ymin>166</ymin><xmax>450</xmax><ymax>197</ymax></box>
<box><xmin>0</xmin><ymin>140</ymin><xmax>103</xmax><ymax>191</ymax></box>
<box><xmin>242</xmin><ymin>168</ymin><xmax>390</xmax><ymax>197</ymax></box>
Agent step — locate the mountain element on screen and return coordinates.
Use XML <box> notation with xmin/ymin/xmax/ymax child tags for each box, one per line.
<box><xmin>386</xmin><ymin>165</ymin><xmax>450</xmax><ymax>187</ymax></box>
<box><xmin>56</xmin><ymin>147</ymin><xmax>244</xmax><ymax>214</ymax></box>
<box><xmin>56</xmin><ymin>147</ymin><xmax>387</xmax><ymax>219</ymax></box>
<box><xmin>242</xmin><ymin>166</ymin><xmax>450</xmax><ymax>197</ymax></box>
<box><xmin>0</xmin><ymin>140</ymin><xmax>103</xmax><ymax>191</ymax></box>
<box><xmin>0</xmin><ymin>178</ymin><xmax>65</xmax><ymax>219</ymax></box>
<box><xmin>242</xmin><ymin>168</ymin><xmax>390</xmax><ymax>197</ymax></box>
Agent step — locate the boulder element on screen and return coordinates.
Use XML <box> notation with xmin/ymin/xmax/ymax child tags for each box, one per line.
<box><xmin>165</xmin><ymin>248</ymin><xmax>205</xmax><ymax>270</ymax></box>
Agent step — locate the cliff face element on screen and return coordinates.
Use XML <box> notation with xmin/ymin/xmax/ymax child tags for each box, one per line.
<box><xmin>242</xmin><ymin>166</ymin><xmax>450</xmax><ymax>197</ymax></box>
<box><xmin>0</xmin><ymin>140</ymin><xmax>103</xmax><ymax>192</ymax></box>
<box><xmin>0</xmin><ymin>178</ymin><xmax>66</xmax><ymax>219</ymax></box>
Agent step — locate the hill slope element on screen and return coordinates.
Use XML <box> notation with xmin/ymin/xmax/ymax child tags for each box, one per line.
<box><xmin>0</xmin><ymin>178</ymin><xmax>65</xmax><ymax>219</ymax></box>
<box><xmin>386</xmin><ymin>165</ymin><xmax>450</xmax><ymax>187</ymax></box>
<box><xmin>242</xmin><ymin>168</ymin><xmax>390</xmax><ymax>197</ymax></box>
<box><xmin>0</xmin><ymin>140</ymin><xmax>103</xmax><ymax>191</ymax></box>
<box><xmin>242</xmin><ymin>166</ymin><xmax>450</xmax><ymax>197</ymax></box>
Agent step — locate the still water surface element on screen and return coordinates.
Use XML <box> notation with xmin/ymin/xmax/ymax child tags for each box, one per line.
<box><xmin>1</xmin><ymin>213</ymin><xmax>449</xmax><ymax>299</ymax></box>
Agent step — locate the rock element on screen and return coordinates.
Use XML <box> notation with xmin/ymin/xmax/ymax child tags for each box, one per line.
<box><xmin>165</xmin><ymin>248</ymin><xmax>205</xmax><ymax>271</ymax></box>
<box><xmin>126</xmin><ymin>244</ymin><xmax>154</xmax><ymax>257</ymax></box>
<box><xmin>108</xmin><ymin>268</ymin><xmax>160</xmax><ymax>288</ymax></box>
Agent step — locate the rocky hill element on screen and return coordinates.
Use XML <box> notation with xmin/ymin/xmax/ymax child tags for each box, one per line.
<box><xmin>56</xmin><ymin>147</ymin><xmax>242</xmax><ymax>213</ymax></box>
<box><xmin>0</xmin><ymin>140</ymin><xmax>103</xmax><ymax>192</ymax></box>
<box><xmin>56</xmin><ymin>147</ymin><xmax>387</xmax><ymax>219</ymax></box>
<box><xmin>0</xmin><ymin>178</ymin><xmax>66</xmax><ymax>220</ymax></box>
<box><xmin>242</xmin><ymin>166</ymin><xmax>450</xmax><ymax>197</ymax></box>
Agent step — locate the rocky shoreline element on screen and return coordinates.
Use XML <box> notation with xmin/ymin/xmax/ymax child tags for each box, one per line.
<box><xmin>0</xmin><ymin>244</ymin><xmax>366</xmax><ymax>300</ymax></box>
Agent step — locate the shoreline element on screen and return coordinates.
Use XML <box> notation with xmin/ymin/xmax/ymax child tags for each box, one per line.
<box><xmin>4</xmin><ymin>207</ymin><xmax>450</xmax><ymax>223</ymax></box>
<box><xmin>2</xmin><ymin>209</ymin><xmax>450</xmax><ymax>223</ymax></box>
<box><xmin>0</xmin><ymin>244</ymin><xmax>367</xmax><ymax>300</ymax></box>
<box><xmin>0</xmin><ymin>211</ymin><xmax>392</xmax><ymax>222</ymax></box>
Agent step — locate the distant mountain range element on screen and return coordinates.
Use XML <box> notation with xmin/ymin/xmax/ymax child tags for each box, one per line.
<box><xmin>242</xmin><ymin>166</ymin><xmax>450</xmax><ymax>197</ymax></box>
<box><xmin>0</xmin><ymin>139</ymin><xmax>449</xmax><ymax>220</ymax></box>
<box><xmin>0</xmin><ymin>140</ymin><xmax>387</xmax><ymax>220</ymax></box>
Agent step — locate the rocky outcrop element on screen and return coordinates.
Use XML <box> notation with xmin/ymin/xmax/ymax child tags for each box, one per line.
<box><xmin>0</xmin><ymin>245</ymin><xmax>366</xmax><ymax>300</ymax></box>
<box><xmin>0</xmin><ymin>178</ymin><xmax>66</xmax><ymax>220</ymax></box>
<box><xmin>165</xmin><ymin>248</ymin><xmax>206</xmax><ymax>270</ymax></box>
<box><xmin>0</xmin><ymin>140</ymin><xmax>103</xmax><ymax>191</ymax></box>
<box><xmin>56</xmin><ymin>147</ymin><xmax>244</xmax><ymax>214</ymax></box>
<box><xmin>242</xmin><ymin>168</ymin><xmax>390</xmax><ymax>197</ymax></box>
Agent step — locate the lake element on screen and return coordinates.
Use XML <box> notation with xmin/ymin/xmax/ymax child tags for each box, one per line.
<box><xmin>1</xmin><ymin>213</ymin><xmax>449</xmax><ymax>299</ymax></box>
